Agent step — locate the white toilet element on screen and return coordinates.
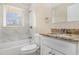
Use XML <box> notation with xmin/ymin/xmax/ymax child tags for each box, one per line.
<box><xmin>20</xmin><ymin>44</ymin><xmax>39</xmax><ymax>55</ymax></box>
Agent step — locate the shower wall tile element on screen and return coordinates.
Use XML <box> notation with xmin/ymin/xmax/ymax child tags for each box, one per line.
<box><xmin>0</xmin><ymin>27</ymin><xmax>30</xmax><ymax>43</ymax></box>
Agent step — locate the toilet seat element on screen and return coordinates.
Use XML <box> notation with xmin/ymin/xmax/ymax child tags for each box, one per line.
<box><xmin>21</xmin><ymin>44</ymin><xmax>39</xmax><ymax>54</ymax></box>
<box><xmin>21</xmin><ymin>44</ymin><xmax>38</xmax><ymax>51</ymax></box>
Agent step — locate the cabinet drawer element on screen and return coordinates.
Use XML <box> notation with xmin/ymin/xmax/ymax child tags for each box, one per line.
<box><xmin>41</xmin><ymin>36</ymin><xmax>77</xmax><ymax>55</ymax></box>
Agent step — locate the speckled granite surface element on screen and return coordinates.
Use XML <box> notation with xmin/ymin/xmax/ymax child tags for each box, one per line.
<box><xmin>40</xmin><ymin>33</ymin><xmax>79</xmax><ymax>42</ymax></box>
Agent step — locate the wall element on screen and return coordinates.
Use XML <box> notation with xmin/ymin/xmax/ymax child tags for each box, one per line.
<box><xmin>0</xmin><ymin>4</ymin><xmax>30</xmax><ymax>43</ymax></box>
<box><xmin>33</xmin><ymin>3</ymin><xmax>52</xmax><ymax>34</ymax></box>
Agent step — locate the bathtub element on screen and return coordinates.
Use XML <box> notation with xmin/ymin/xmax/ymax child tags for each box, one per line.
<box><xmin>0</xmin><ymin>40</ymin><xmax>29</xmax><ymax>55</ymax></box>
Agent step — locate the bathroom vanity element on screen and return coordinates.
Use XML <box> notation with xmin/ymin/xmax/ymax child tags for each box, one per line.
<box><xmin>40</xmin><ymin>33</ymin><xmax>79</xmax><ymax>55</ymax></box>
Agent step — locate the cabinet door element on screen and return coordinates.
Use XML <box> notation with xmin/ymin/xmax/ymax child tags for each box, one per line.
<box><xmin>41</xmin><ymin>44</ymin><xmax>64</xmax><ymax>55</ymax></box>
<box><xmin>41</xmin><ymin>36</ymin><xmax>76</xmax><ymax>55</ymax></box>
<box><xmin>41</xmin><ymin>45</ymin><xmax>52</xmax><ymax>55</ymax></box>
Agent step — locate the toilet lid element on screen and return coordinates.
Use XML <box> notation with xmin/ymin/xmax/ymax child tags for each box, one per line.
<box><xmin>21</xmin><ymin>44</ymin><xmax>37</xmax><ymax>51</ymax></box>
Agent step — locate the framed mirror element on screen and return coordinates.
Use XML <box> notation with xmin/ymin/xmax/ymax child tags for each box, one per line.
<box><xmin>52</xmin><ymin>3</ymin><xmax>79</xmax><ymax>24</ymax></box>
<box><xmin>67</xmin><ymin>4</ymin><xmax>79</xmax><ymax>22</ymax></box>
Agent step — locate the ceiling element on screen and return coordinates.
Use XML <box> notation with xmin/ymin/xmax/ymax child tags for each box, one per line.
<box><xmin>2</xmin><ymin>3</ymin><xmax>31</xmax><ymax>10</ymax></box>
<box><xmin>1</xmin><ymin>3</ymin><xmax>75</xmax><ymax>10</ymax></box>
<box><xmin>52</xmin><ymin>3</ymin><xmax>61</xmax><ymax>8</ymax></box>
<box><xmin>51</xmin><ymin>3</ymin><xmax>75</xmax><ymax>8</ymax></box>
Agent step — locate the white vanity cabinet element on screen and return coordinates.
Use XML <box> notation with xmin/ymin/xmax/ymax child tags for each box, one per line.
<box><xmin>40</xmin><ymin>35</ymin><xmax>78</xmax><ymax>55</ymax></box>
<box><xmin>41</xmin><ymin>44</ymin><xmax>64</xmax><ymax>55</ymax></box>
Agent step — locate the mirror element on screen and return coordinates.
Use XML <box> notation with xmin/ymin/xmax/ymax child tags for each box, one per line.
<box><xmin>52</xmin><ymin>3</ymin><xmax>79</xmax><ymax>23</ymax></box>
<box><xmin>67</xmin><ymin>4</ymin><xmax>79</xmax><ymax>22</ymax></box>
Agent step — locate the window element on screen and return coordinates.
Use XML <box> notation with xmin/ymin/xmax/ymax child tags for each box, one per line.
<box><xmin>3</xmin><ymin>5</ymin><xmax>24</xmax><ymax>27</ymax></box>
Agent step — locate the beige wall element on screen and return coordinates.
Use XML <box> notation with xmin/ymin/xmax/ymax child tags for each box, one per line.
<box><xmin>33</xmin><ymin>4</ymin><xmax>52</xmax><ymax>34</ymax></box>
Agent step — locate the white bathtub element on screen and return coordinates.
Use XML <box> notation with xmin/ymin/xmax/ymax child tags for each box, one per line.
<box><xmin>0</xmin><ymin>40</ymin><xmax>29</xmax><ymax>55</ymax></box>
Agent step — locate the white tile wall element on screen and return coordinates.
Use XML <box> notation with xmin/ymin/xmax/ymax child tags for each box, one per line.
<box><xmin>0</xmin><ymin>27</ymin><xmax>30</xmax><ymax>43</ymax></box>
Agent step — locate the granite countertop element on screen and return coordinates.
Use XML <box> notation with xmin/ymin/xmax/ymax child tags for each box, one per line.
<box><xmin>40</xmin><ymin>33</ymin><xmax>79</xmax><ymax>42</ymax></box>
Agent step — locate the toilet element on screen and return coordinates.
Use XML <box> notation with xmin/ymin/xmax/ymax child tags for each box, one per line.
<box><xmin>20</xmin><ymin>44</ymin><xmax>39</xmax><ymax>55</ymax></box>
